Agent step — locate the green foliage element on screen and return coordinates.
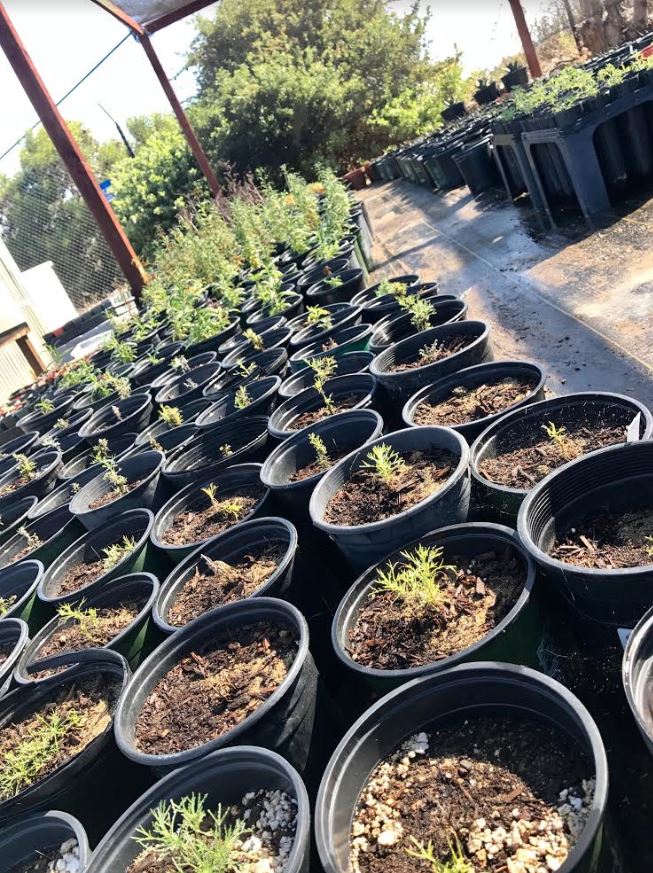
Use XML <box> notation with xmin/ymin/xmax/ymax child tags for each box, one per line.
<box><xmin>0</xmin><ymin>595</ymin><xmax>16</xmax><ymax>617</ymax></box>
<box><xmin>159</xmin><ymin>406</ymin><xmax>184</xmax><ymax>428</ymax></box>
<box><xmin>398</xmin><ymin>296</ymin><xmax>435</xmax><ymax>332</ymax></box>
<box><xmin>35</xmin><ymin>398</ymin><xmax>55</xmax><ymax>414</ymax></box>
<box><xmin>14</xmin><ymin>453</ymin><xmax>36</xmax><ymax>481</ymax></box>
<box><xmin>308</xmin><ymin>356</ymin><xmax>337</xmax><ymax>413</ymax></box>
<box><xmin>407</xmin><ymin>836</ymin><xmax>472</xmax><ymax>873</ymax></box>
<box><xmin>306</xmin><ymin>306</ymin><xmax>333</xmax><ymax>330</ymax></box>
<box><xmin>361</xmin><ymin>444</ymin><xmax>405</xmax><ymax>486</ymax></box>
<box><xmin>308</xmin><ymin>432</ymin><xmax>330</xmax><ymax>470</ymax></box>
<box><xmin>375</xmin><ymin>278</ymin><xmax>407</xmax><ymax>299</ymax></box>
<box><xmin>243</xmin><ymin>328</ymin><xmax>263</xmax><ymax>351</ymax></box>
<box><xmin>234</xmin><ymin>385</ymin><xmax>252</xmax><ymax>410</ymax></box>
<box><xmin>101</xmin><ymin>458</ymin><xmax>129</xmax><ymax>496</ymax></box>
<box><xmin>597</xmin><ymin>63</ymin><xmax>627</xmax><ymax>87</ymax></box>
<box><xmin>102</xmin><ymin>535</ymin><xmax>137</xmax><ymax>571</ymax></box>
<box><xmin>201</xmin><ymin>483</ymin><xmax>247</xmax><ymax>519</ymax></box>
<box><xmin>91</xmin><ymin>438</ymin><xmax>112</xmax><ymax>466</ymax></box>
<box><xmin>374</xmin><ymin>544</ymin><xmax>455</xmax><ymax>608</ymax></box>
<box><xmin>57</xmin><ymin>602</ymin><xmax>100</xmax><ymax>641</ymax></box>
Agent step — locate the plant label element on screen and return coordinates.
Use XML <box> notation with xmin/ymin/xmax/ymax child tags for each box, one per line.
<box><xmin>626</xmin><ymin>413</ymin><xmax>641</xmax><ymax>443</ymax></box>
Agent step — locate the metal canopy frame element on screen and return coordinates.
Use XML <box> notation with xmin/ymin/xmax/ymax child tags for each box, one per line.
<box><xmin>0</xmin><ymin>0</ymin><xmax>220</xmax><ymax>297</ymax></box>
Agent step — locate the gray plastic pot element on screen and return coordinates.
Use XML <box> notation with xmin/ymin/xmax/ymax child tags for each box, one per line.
<box><xmin>153</xmin><ymin>516</ymin><xmax>298</xmax><ymax>633</ymax></box>
<box><xmin>114</xmin><ymin>597</ymin><xmax>317</xmax><ymax>773</ymax></box>
<box><xmin>268</xmin><ymin>374</ymin><xmax>378</xmax><ymax>440</ymax></box>
<box><xmin>69</xmin><ymin>450</ymin><xmax>164</xmax><ymax>531</ymax></box>
<box><xmin>0</xmin><ymin>618</ymin><xmax>29</xmax><ymax>698</ymax></box>
<box><xmin>0</xmin><ymin>810</ymin><xmax>90</xmax><ymax>873</ymax></box>
<box><xmin>78</xmin><ymin>394</ymin><xmax>152</xmax><ymax>445</ymax></box>
<box><xmin>261</xmin><ymin>410</ymin><xmax>384</xmax><ymax>516</ymax></box>
<box><xmin>84</xmin><ymin>747</ymin><xmax>310</xmax><ymax>873</ymax></box>
<box><xmin>0</xmin><ymin>561</ymin><xmax>45</xmax><ymax>629</ymax></box>
<box><xmin>279</xmin><ymin>351</ymin><xmax>374</xmax><ymax>400</ymax></box>
<box><xmin>151</xmin><ymin>463</ymin><xmax>271</xmax><ymax>564</ymax></box>
<box><xmin>310</xmin><ymin>426</ymin><xmax>471</xmax><ymax>570</ymax></box>
<box><xmin>371</xmin><ymin>320</ymin><xmax>493</xmax><ymax>404</ymax></box>
<box><xmin>402</xmin><ymin>360</ymin><xmax>546</xmax><ymax>443</ymax></box>
<box><xmin>15</xmin><ymin>572</ymin><xmax>160</xmax><ymax>684</ymax></box>
<box><xmin>37</xmin><ymin>508</ymin><xmax>154</xmax><ymax>607</ymax></box>
<box><xmin>315</xmin><ymin>662</ymin><xmax>608</xmax><ymax>873</ymax></box>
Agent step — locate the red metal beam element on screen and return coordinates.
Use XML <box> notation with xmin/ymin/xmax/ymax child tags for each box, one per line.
<box><xmin>89</xmin><ymin>0</ymin><xmax>145</xmax><ymax>34</ymax></box>
<box><xmin>145</xmin><ymin>0</ymin><xmax>218</xmax><ymax>33</ymax></box>
<box><xmin>138</xmin><ymin>32</ymin><xmax>220</xmax><ymax>198</ymax></box>
<box><xmin>508</xmin><ymin>0</ymin><xmax>543</xmax><ymax>79</ymax></box>
<box><xmin>0</xmin><ymin>2</ymin><xmax>148</xmax><ymax>296</ymax></box>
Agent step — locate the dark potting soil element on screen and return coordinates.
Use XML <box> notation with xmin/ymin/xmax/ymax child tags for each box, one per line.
<box><xmin>549</xmin><ymin>508</ymin><xmax>653</xmax><ymax>569</ymax></box>
<box><xmin>348</xmin><ymin>549</ymin><xmax>524</xmax><ymax>670</ymax></box>
<box><xmin>54</xmin><ymin>541</ymin><xmax>135</xmax><ymax>597</ymax></box>
<box><xmin>289</xmin><ymin>396</ymin><xmax>359</xmax><ymax>431</ymax></box>
<box><xmin>29</xmin><ymin>598</ymin><xmax>145</xmax><ymax>679</ymax></box>
<box><xmin>7</xmin><ymin>848</ymin><xmax>59</xmax><ymax>873</ymax></box>
<box><xmin>288</xmin><ymin>448</ymin><xmax>348</xmax><ymax>482</ymax></box>
<box><xmin>134</xmin><ymin>622</ymin><xmax>297</xmax><ymax>755</ymax></box>
<box><xmin>350</xmin><ymin>717</ymin><xmax>594</xmax><ymax>873</ymax></box>
<box><xmin>88</xmin><ymin>478</ymin><xmax>145</xmax><ymax>510</ymax></box>
<box><xmin>324</xmin><ymin>451</ymin><xmax>456</xmax><ymax>527</ymax></box>
<box><xmin>414</xmin><ymin>378</ymin><xmax>535</xmax><ymax>427</ymax></box>
<box><xmin>389</xmin><ymin>336</ymin><xmax>470</xmax><ymax>373</ymax></box>
<box><xmin>160</xmin><ymin>486</ymin><xmax>264</xmax><ymax>547</ymax></box>
<box><xmin>478</xmin><ymin>422</ymin><xmax>626</xmax><ymax>489</ymax></box>
<box><xmin>166</xmin><ymin>546</ymin><xmax>282</xmax><ymax>627</ymax></box>
<box><xmin>0</xmin><ymin>675</ymin><xmax>118</xmax><ymax>801</ymax></box>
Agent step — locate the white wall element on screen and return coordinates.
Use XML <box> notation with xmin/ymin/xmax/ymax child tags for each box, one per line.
<box><xmin>20</xmin><ymin>261</ymin><xmax>78</xmax><ymax>333</ymax></box>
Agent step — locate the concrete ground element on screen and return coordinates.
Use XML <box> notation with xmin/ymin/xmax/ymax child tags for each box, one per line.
<box><xmin>360</xmin><ymin>180</ymin><xmax>653</xmax><ymax>405</ymax></box>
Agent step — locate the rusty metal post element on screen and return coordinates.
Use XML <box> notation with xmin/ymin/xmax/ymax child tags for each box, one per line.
<box><xmin>138</xmin><ymin>32</ymin><xmax>220</xmax><ymax>198</ymax></box>
<box><xmin>0</xmin><ymin>2</ymin><xmax>148</xmax><ymax>297</ymax></box>
<box><xmin>508</xmin><ymin>0</ymin><xmax>543</xmax><ymax>79</ymax></box>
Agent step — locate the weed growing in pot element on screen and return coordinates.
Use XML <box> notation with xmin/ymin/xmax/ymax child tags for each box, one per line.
<box><xmin>324</xmin><ymin>275</ymin><xmax>343</xmax><ymax>289</ymax></box>
<box><xmin>234</xmin><ymin>386</ymin><xmax>252</xmax><ymax>410</ymax></box>
<box><xmin>308</xmin><ymin>433</ymin><xmax>331</xmax><ymax>470</ymax></box>
<box><xmin>201</xmin><ymin>483</ymin><xmax>248</xmax><ymax>520</ymax></box>
<box><xmin>374</xmin><ymin>544</ymin><xmax>455</xmax><ymax>609</ymax></box>
<box><xmin>419</xmin><ymin>341</ymin><xmax>445</xmax><ymax>366</ymax></box>
<box><xmin>102</xmin><ymin>536</ymin><xmax>137</xmax><ymax>571</ymax></box>
<box><xmin>159</xmin><ymin>405</ymin><xmax>184</xmax><ymax>428</ymax></box>
<box><xmin>407</xmin><ymin>836</ymin><xmax>472</xmax><ymax>873</ymax></box>
<box><xmin>237</xmin><ymin>361</ymin><xmax>257</xmax><ymax>379</ymax></box>
<box><xmin>399</xmin><ymin>296</ymin><xmax>435</xmax><ymax>332</ymax></box>
<box><xmin>306</xmin><ymin>306</ymin><xmax>333</xmax><ymax>330</ymax></box>
<box><xmin>35</xmin><ymin>398</ymin><xmax>55</xmax><ymax>415</ymax></box>
<box><xmin>361</xmin><ymin>444</ymin><xmax>407</xmax><ymax>487</ymax></box>
<box><xmin>243</xmin><ymin>329</ymin><xmax>264</xmax><ymax>351</ymax></box>
<box><xmin>57</xmin><ymin>602</ymin><xmax>100</xmax><ymax>641</ymax></box>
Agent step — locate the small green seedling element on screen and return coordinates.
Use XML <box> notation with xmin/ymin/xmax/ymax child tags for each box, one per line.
<box><xmin>133</xmin><ymin>793</ymin><xmax>249</xmax><ymax>873</ymax></box>
<box><xmin>399</xmin><ymin>296</ymin><xmax>435</xmax><ymax>333</ymax></box>
<box><xmin>308</xmin><ymin>432</ymin><xmax>330</xmax><ymax>470</ymax></box>
<box><xmin>57</xmin><ymin>601</ymin><xmax>100</xmax><ymax>641</ymax></box>
<box><xmin>35</xmin><ymin>398</ymin><xmax>55</xmax><ymax>415</ymax></box>
<box><xmin>17</xmin><ymin>526</ymin><xmax>44</xmax><ymax>554</ymax></box>
<box><xmin>243</xmin><ymin>328</ymin><xmax>263</xmax><ymax>351</ymax></box>
<box><xmin>171</xmin><ymin>355</ymin><xmax>190</xmax><ymax>373</ymax></box>
<box><xmin>183</xmin><ymin>378</ymin><xmax>198</xmax><ymax>391</ymax></box>
<box><xmin>419</xmin><ymin>340</ymin><xmax>443</xmax><ymax>365</ymax></box>
<box><xmin>407</xmin><ymin>836</ymin><xmax>473</xmax><ymax>873</ymax></box>
<box><xmin>234</xmin><ymin>385</ymin><xmax>252</xmax><ymax>410</ymax></box>
<box><xmin>149</xmin><ymin>436</ymin><xmax>163</xmax><ymax>453</ymax></box>
<box><xmin>102</xmin><ymin>535</ymin><xmax>137</xmax><ymax>571</ymax></box>
<box><xmin>324</xmin><ymin>275</ymin><xmax>343</xmax><ymax>289</ymax></box>
<box><xmin>306</xmin><ymin>306</ymin><xmax>333</xmax><ymax>330</ymax></box>
<box><xmin>101</xmin><ymin>458</ymin><xmax>129</xmax><ymax>496</ymax></box>
<box><xmin>54</xmin><ymin>418</ymin><xmax>69</xmax><ymax>431</ymax></box>
<box><xmin>14</xmin><ymin>453</ymin><xmax>37</xmax><ymax>481</ymax></box>
<box><xmin>375</xmin><ymin>278</ymin><xmax>407</xmax><ymax>299</ymax></box>
<box><xmin>542</xmin><ymin>421</ymin><xmax>577</xmax><ymax>459</ymax></box>
<box><xmin>201</xmin><ymin>483</ymin><xmax>246</xmax><ymax>520</ymax></box>
<box><xmin>308</xmin><ymin>356</ymin><xmax>337</xmax><ymax>413</ymax></box>
<box><xmin>40</xmin><ymin>434</ymin><xmax>61</xmax><ymax>451</ymax></box>
<box><xmin>0</xmin><ymin>710</ymin><xmax>83</xmax><ymax>800</ymax></box>
<box><xmin>361</xmin><ymin>444</ymin><xmax>406</xmax><ymax>486</ymax></box>
<box><xmin>237</xmin><ymin>361</ymin><xmax>257</xmax><ymax>379</ymax></box>
<box><xmin>0</xmin><ymin>595</ymin><xmax>16</xmax><ymax>617</ymax></box>
<box><xmin>147</xmin><ymin>352</ymin><xmax>163</xmax><ymax>366</ymax></box>
<box><xmin>375</xmin><ymin>544</ymin><xmax>455</xmax><ymax>608</ymax></box>
<box><xmin>159</xmin><ymin>405</ymin><xmax>183</xmax><ymax>428</ymax></box>
<box><xmin>91</xmin><ymin>438</ymin><xmax>111</xmax><ymax>465</ymax></box>
<box><xmin>110</xmin><ymin>341</ymin><xmax>136</xmax><ymax>364</ymax></box>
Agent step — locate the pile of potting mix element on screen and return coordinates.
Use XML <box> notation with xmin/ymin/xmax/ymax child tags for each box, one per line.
<box><xmin>0</xmin><ymin>167</ymin><xmax>651</xmax><ymax>873</ymax></box>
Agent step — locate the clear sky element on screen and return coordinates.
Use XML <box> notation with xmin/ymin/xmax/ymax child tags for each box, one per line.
<box><xmin>0</xmin><ymin>0</ymin><xmax>553</xmax><ymax>175</ymax></box>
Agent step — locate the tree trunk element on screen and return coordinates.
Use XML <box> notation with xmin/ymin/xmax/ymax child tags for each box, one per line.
<box><xmin>632</xmin><ymin>0</ymin><xmax>650</xmax><ymax>30</ymax></box>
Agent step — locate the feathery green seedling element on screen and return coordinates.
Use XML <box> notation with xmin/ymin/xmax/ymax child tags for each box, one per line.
<box><xmin>237</xmin><ymin>361</ymin><xmax>257</xmax><ymax>379</ymax></box>
<box><xmin>133</xmin><ymin>794</ymin><xmax>249</xmax><ymax>873</ymax></box>
<box><xmin>147</xmin><ymin>352</ymin><xmax>163</xmax><ymax>366</ymax></box>
<box><xmin>40</xmin><ymin>434</ymin><xmax>61</xmax><ymax>451</ymax></box>
<box><xmin>159</xmin><ymin>405</ymin><xmax>183</xmax><ymax>428</ymax></box>
<box><xmin>17</xmin><ymin>526</ymin><xmax>44</xmax><ymax>554</ymax></box>
<box><xmin>0</xmin><ymin>710</ymin><xmax>83</xmax><ymax>800</ymax></box>
<box><xmin>91</xmin><ymin>438</ymin><xmax>111</xmax><ymax>465</ymax></box>
<box><xmin>308</xmin><ymin>356</ymin><xmax>337</xmax><ymax>413</ymax></box>
<box><xmin>13</xmin><ymin>453</ymin><xmax>37</xmax><ymax>481</ymax></box>
<box><xmin>419</xmin><ymin>341</ymin><xmax>444</xmax><ymax>365</ymax></box>
<box><xmin>407</xmin><ymin>836</ymin><xmax>472</xmax><ymax>873</ymax></box>
<box><xmin>171</xmin><ymin>355</ymin><xmax>190</xmax><ymax>373</ymax></box>
<box><xmin>101</xmin><ymin>458</ymin><xmax>129</xmax><ymax>496</ymax></box>
<box><xmin>375</xmin><ymin>278</ymin><xmax>407</xmax><ymax>299</ymax></box>
<box><xmin>102</xmin><ymin>536</ymin><xmax>137</xmax><ymax>571</ymax></box>
<box><xmin>361</xmin><ymin>444</ymin><xmax>406</xmax><ymax>486</ymax></box>
<box><xmin>220</xmin><ymin>444</ymin><xmax>233</xmax><ymax>458</ymax></box>
<box><xmin>0</xmin><ymin>595</ymin><xmax>16</xmax><ymax>617</ymax></box>
<box><xmin>57</xmin><ymin>602</ymin><xmax>100</xmax><ymax>641</ymax></box>
<box><xmin>54</xmin><ymin>417</ymin><xmax>69</xmax><ymax>431</ymax></box>
<box><xmin>308</xmin><ymin>432</ymin><xmax>331</xmax><ymax>470</ymax></box>
<box><xmin>149</xmin><ymin>436</ymin><xmax>163</xmax><ymax>453</ymax></box>
<box><xmin>399</xmin><ymin>296</ymin><xmax>435</xmax><ymax>333</ymax></box>
<box><xmin>243</xmin><ymin>328</ymin><xmax>263</xmax><ymax>351</ymax></box>
<box><xmin>306</xmin><ymin>305</ymin><xmax>333</xmax><ymax>330</ymax></box>
<box><xmin>35</xmin><ymin>398</ymin><xmax>55</xmax><ymax>415</ymax></box>
<box><xmin>542</xmin><ymin>421</ymin><xmax>578</xmax><ymax>459</ymax></box>
<box><xmin>201</xmin><ymin>483</ymin><xmax>247</xmax><ymax>520</ymax></box>
<box><xmin>234</xmin><ymin>385</ymin><xmax>252</xmax><ymax>410</ymax></box>
<box><xmin>110</xmin><ymin>340</ymin><xmax>136</xmax><ymax>364</ymax></box>
<box><xmin>375</xmin><ymin>545</ymin><xmax>455</xmax><ymax>608</ymax></box>
<box><xmin>324</xmin><ymin>275</ymin><xmax>343</xmax><ymax>289</ymax></box>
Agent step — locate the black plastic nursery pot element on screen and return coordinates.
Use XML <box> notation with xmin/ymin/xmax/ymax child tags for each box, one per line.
<box><xmin>288</xmin><ymin>324</ymin><xmax>372</xmax><ymax>373</ymax></box>
<box><xmin>261</xmin><ymin>410</ymin><xmax>384</xmax><ymax>519</ymax></box>
<box><xmin>219</xmin><ymin>317</ymin><xmax>286</xmax><ymax>355</ymax></box>
<box><xmin>333</xmin><ymin>522</ymin><xmax>541</xmax><ymax>695</ymax></box>
<box><xmin>132</xmin><ymin>424</ymin><xmax>198</xmax><ymax>458</ymax></box>
<box><xmin>0</xmin><ymin>810</ymin><xmax>89</xmax><ymax>872</ymax></box>
<box><xmin>402</xmin><ymin>360</ymin><xmax>546</xmax><ymax>442</ymax></box>
<box><xmin>220</xmin><ymin>327</ymin><xmax>293</xmax><ymax>371</ymax></box>
<box><xmin>454</xmin><ymin>136</ymin><xmax>501</xmax><ymax>196</ymax></box>
<box><xmin>153</xmin><ymin>517</ymin><xmax>298</xmax><ymax>634</ymax></box>
<box><xmin>0</xmin><ymin>495</ymin><xmax>37</xmax><ymax>545</ymax></box>
<box><xmin>268</xmin><ymin>373</ymin><xmax>378</xmax><ymax>441</ymax></box>
<box><xmin>471</xmin><ymin>391</ymin><xmax>653</xmax><ymax>526</ymax></box>
<box><xmin>176</xmin><ymin>397</ymin><xmax>213</xmax><ymax>423</ymax></box>
<box><xmin>84</xmin><ymin>746</ymin><xmax>310</xmax><ymax>873</ymax></box>
<box><xmin>305</xmin><ymin>268</ymin><xmax>365</xmax><ymax>307</ymax></box>
<box><xmin>502</xmin><ymin>66</ymin><xmax>529</xmax><ymax>90</ymax></box>
<box><xmin>196</xmin><ymin>375</ymin><xmax>281</xmax><ymax>429</ymax></box>
<box><xmin>0</xmin><ymin>561</ymin><xmax>45</xmax><ymax>629</ymax></box>
<box><xmin>287</xmin><ymin>302</ymin><xmax>351</xmax><ymax>337</ymax></box>
<box><xmin>15</xmin><ymin>572</ymin><xmax>160</xmax><ymax>683</ymax></box>
<box><xmin>162</xmin><ymin>416</ymin><xmax>270</xmax><ymax>490</ymax></box>
<box><xmin>38</xmin><ymin>463</ymin><xmax>133</xmax><ymax>523</ymax></box>
<box><xmin>0</xmin><ymin>449</ymin><xmax>62</xmax><ymax>501</ymax></box>
<box><xmin>442</xmin><ymin>100</ymin><xmax>466</xmax><ymax>121</ymax></box>
<box><xmin>371</xmin><ymin>320</ymin><xmax>493</xmax><ymax>406</ymax></box>
<box><xmin>37</xmin><ymin>508</ymin><xmax>154</xmax><ymax>608</ymax></box>
<box><xmin>151</xmin><ymin>463</ymin><xmax>271</xmax><ymax>564</ymax></box>
<box><xmin>115</xmin><ymin>597</ymin><xmax>317</xmax><ymax>773</ymax></box>
<box><xmin>58</xmin><ymin>431</ymin><xmax>137</xmax><ymax>481</ymax></box>
<box><xmin>77</xmin><ymin>393</ymin><xmax>152</xmax><ymax>446</ymax></box>
<box><xmin>279</xmin><ymin>351</ymin><xmax>374</xmax><ymax>400</ymax></box>
<box><xmin>368</xmin><ymin>296</ymin><xmax>466</xmax><ymax>355</ymax></box>
<box><xmin>0</xmin><ymin>430</ymin><xmax>40</xmax><ymax>458</ymax></box>
<box><xmin>69</xmin><ymin>450</ymin><xmax>165</xmax><ymax>531</ymax></box>
<box><xmin>310</xmin><ymin>426</ymin><xmax>471</xmax><ymax>570</ymax></box>
<box><xmin>0</xmin><ymin>619</ymin><xmax>29</xmax><ymax>698</ymax></box>
<box><xmin>315</xmin><ymin>662</ymin><xmax>608</xmax><ymax>873</ymax></box>
<box><xmin>134</xmin><ymin>414</ymin><xmax>197</xmax><ymax>449</ymax></box>
<box><xmin>153</xmin><ymin>362</ymin><xmax>222</xmax><ymax>406</ymax></box>
<box><xmin>15</xmin><ymin>394</ymin><xmax>76</xmax><ymax>435</ymax></box>
<box><xmin>45</xmin><ymin>429</ymin><xmax>87</xmax><ymax>467</ymax></box>
<box><xmin>518</xmin><ymin>440</ymin><xmax>653</xmax><ymax>630</ymax></box>
<box><xmin>0</xmin><ymin>506</ymin><xmax>84</xmax><ymax>572</ymax></box>
<box><xmin>247</xmin><ymin>291</ymin><xmax>304</xmax><ymax>325</ymax></box>
<box><xmin>354</xmin><ymin>280</ymin><xmax>440</xmax><ymax>327</ymax></box>
<box><xmin>220</xmin><ymin>346</ymin><xmax>289</xmax><ymax>382</ymax></box>
<box><xmin>288</xmin><ymin>304</ymin><xmax>362</xmax><ymax>352</ymax></box>
<box><xmin>183</xmin><ymin>316</ymin><xmax>240</xmax><ymax>358</ymax></box>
